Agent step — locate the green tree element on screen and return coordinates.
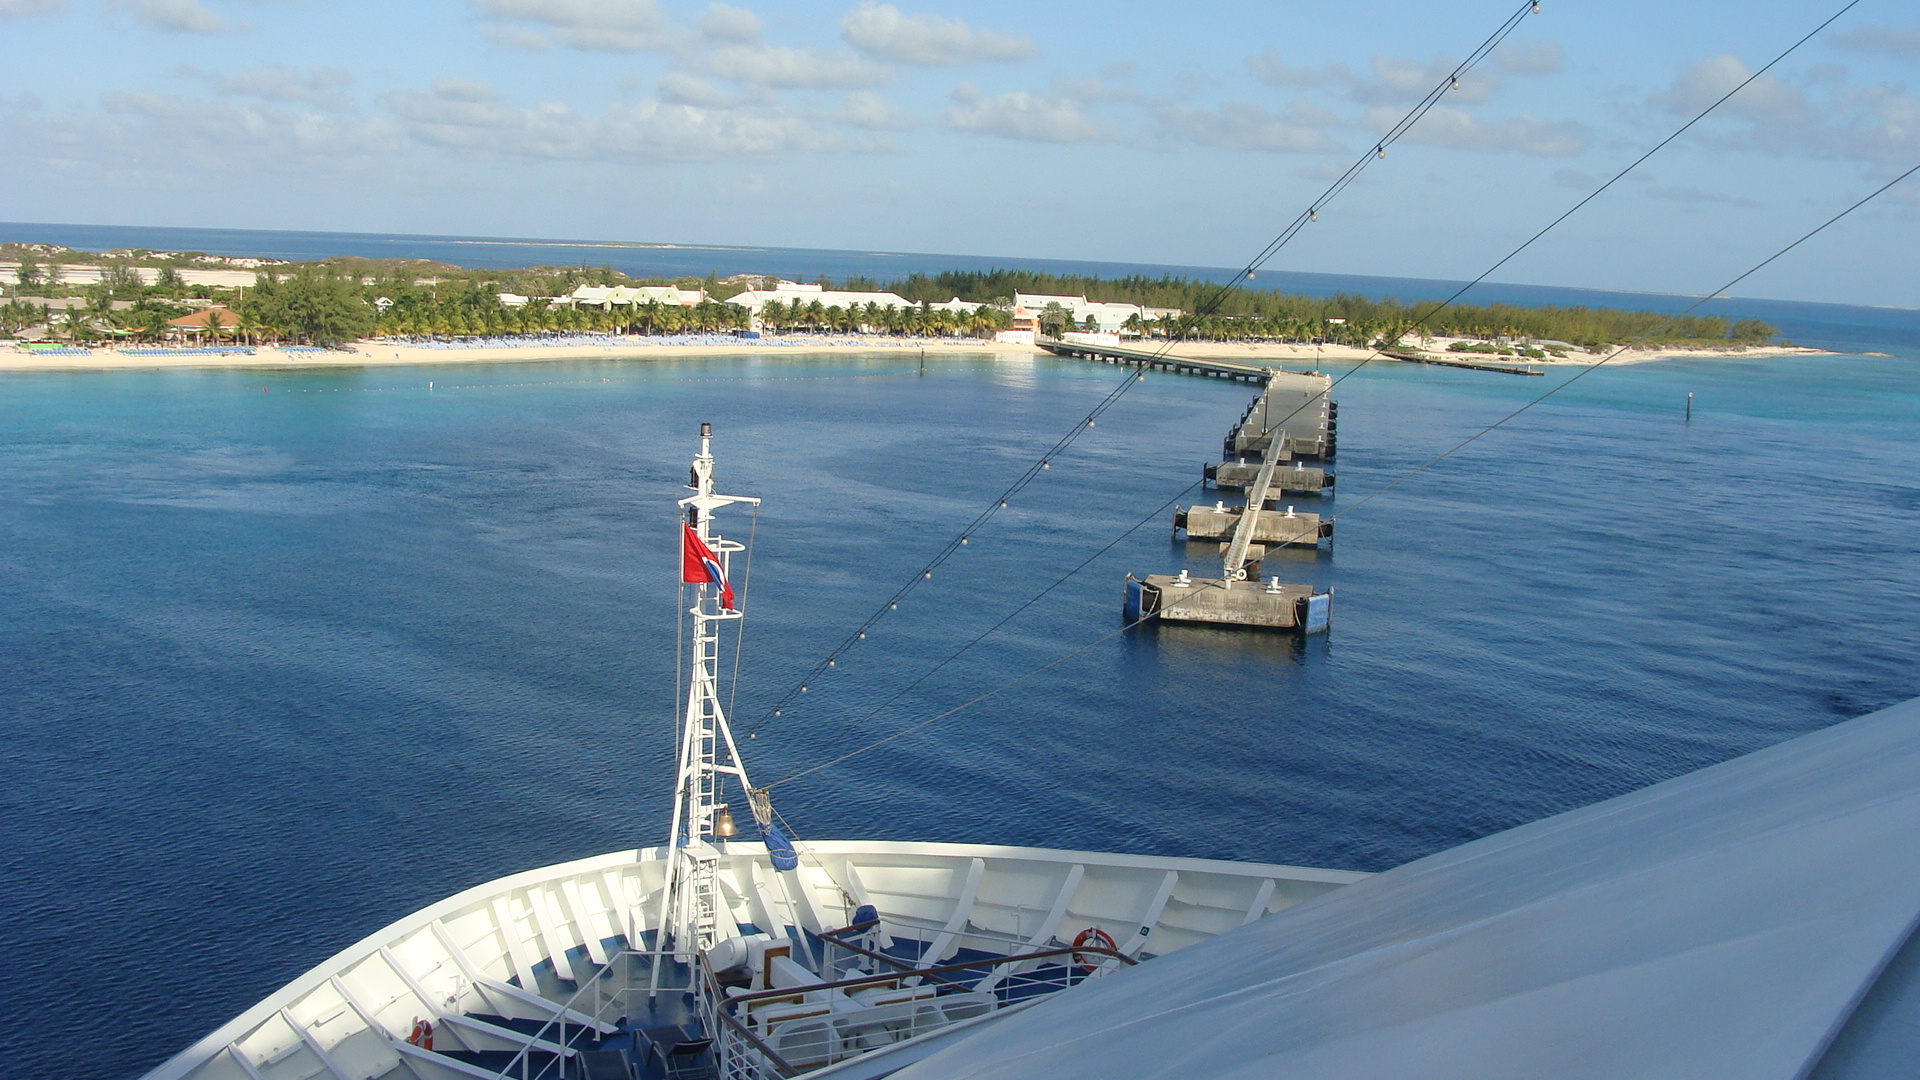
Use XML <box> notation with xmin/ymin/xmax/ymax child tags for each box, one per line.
<box><xmin>249</xmin><ymin>267</ymin><xmax>375</xmax><ymax>346</ymax></box>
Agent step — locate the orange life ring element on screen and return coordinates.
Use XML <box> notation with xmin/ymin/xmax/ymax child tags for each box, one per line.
<box><xmin>419</xmin><ymin>1021</ymin><xmax>433</xmax><ymax>1051</ymax></box>
<box><xmin>1071</xmin><ymin>927</ymin><xmax>1117</xmax><ymax>972</ymax></box>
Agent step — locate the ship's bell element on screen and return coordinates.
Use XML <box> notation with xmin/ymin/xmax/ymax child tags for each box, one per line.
<box><xmin>714</xmin><ymin>806</ymin><xmax>738</xmax><ymax>838</ymax></box>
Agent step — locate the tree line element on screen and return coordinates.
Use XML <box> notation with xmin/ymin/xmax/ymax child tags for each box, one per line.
<box><xmin>875</xmin><ymin>269</ymin><xmax>1778</xmax><ymax>350</ymax></box>
<box><xmin>7</xmin><ymin>249</ymin><xmax>1779</xmax><ymax>351</ymax></box>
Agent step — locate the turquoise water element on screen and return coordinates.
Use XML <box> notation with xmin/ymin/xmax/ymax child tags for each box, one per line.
<box><xmin>2</xmin><ymin>340</ymin><xmax>1917</xmax><ymax>1078</ymax></box>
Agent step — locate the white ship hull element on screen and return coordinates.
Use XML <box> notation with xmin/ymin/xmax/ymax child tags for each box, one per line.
<box><xmin>146</xmin><ymin>840</ymin><xmax>1364</xmax><ymax>1080</ymax></box>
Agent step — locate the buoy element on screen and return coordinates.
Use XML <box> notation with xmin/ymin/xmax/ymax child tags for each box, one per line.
<box><xmin>1071</xmin><ymin>927</ymin><xmax>1118</xmax><ymax>972</ymax></box>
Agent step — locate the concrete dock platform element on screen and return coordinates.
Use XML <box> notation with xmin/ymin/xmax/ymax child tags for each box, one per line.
<box><xmin>1174</xmin><ymin>504</ymin><xmax>1331</xmax><ymax>546</ymax></box>
<box><xmin>1124</xmin><ymin>572</ymin><xmax>1331</xmax><ymax>632</ymax></box>
<box><xmin>1205</xmin><ymin>460</ymin><xmax>1332</xmax><ymax>494</ymax></box>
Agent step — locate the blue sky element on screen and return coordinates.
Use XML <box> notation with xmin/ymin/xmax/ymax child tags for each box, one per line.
<box><xmin>2</xmin><ymin>0</ymin><xmax>1917</xmax><ymax>306</ymax></box>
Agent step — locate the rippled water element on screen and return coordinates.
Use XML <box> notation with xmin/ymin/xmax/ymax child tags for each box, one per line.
<box><xmin>3</xmin><ymin>345</ymin><xmax>1917</xmax><ymax>1078</ymax></box>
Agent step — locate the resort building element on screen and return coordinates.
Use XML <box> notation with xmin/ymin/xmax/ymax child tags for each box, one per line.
<box><xmin>165</xmin><ymin>306</ymin><xmax>241</xmax><ymax>343</ymax></box>
<box><xmin>550</xmin><ymin>285</ymin><xmax>708</xmax><ymax>309</ymax></box>
<box><xmin>927</xmin><ymin>297</ymin><xmax>986</xmax><ymax>314</ymax></box>
<box><xmin>723</xmin><ymin>281</ymin><xmax>916</xmax><ymax>316</ymax></box>
<box><xmin>1011</xmin><ymin>292</ymin><xmax>1180</xmax><ymax>335</ymax></box>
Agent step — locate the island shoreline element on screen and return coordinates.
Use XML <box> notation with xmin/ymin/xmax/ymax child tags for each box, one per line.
<box><xmin>0</xmin><ymin>336</ymin><xmax>1835</xmax><ymax>373</ymax></box>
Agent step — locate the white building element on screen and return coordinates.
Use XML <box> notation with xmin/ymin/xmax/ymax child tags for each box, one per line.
<box><xmin>927</xmin><ymin>296</ymin><xmax>986</xmax><ymax>314</ymax></box>
<box><xmin>552</xmin><ymin>285</ymin><xmax>707</xmax><ymax>308</ymax></box>
<box><xmin>723</xmin><ymin>281</ymin><xmax>917</xmax><ymax>316</ymax></box>
<box><xmin>1012</xmin><ymin>292</ymin><xmax>1181</xmax><ymax>335</ymax></box>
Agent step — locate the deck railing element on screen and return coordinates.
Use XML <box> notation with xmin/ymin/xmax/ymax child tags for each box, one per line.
<box><xmin>708</xmin><ymin>921</ymin><xmax>1136</xmax><ymax>1080</ymax></box>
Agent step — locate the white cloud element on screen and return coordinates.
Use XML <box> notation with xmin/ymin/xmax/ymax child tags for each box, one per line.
<box><xmin>1372</xmin><ymin>104</ymin><xmax>1587</xmax><ymax>156</ymax></box>
<box><xmin>1246</xmin><ymin>52</ymin><xmax>1351</xmax><ymax>88</ymax></box>
<box><xmin>1494</xmin><ymin>38</ymin><xmax>1564</xmax><ymax>77</ymax></box>
<box><xmin>840</xmin><ymin>2</ymin><xmax>1031</xmax><ymax>66</ymax></box>
<box><xmin>703</xmin><ymin>44</ymin><xmax>889</xmax><ymax>89</ymax></box>
<box><xmin>656</xmin><ymin>72</ymin><xmax>733</xmax><ymax>107</ymax></box>
<box><xmin>1645</xmin><ymin>55</ymin><xmax>1920</xmax><ymax>170</ymax></box>
<box><xmin>479</xmin><ymin>22</ymin><xmax>550</xmax><ymax>50</ymax></box>
<box><xmin>1651</xmin><ymin>55</ymin><xmax>1808</xmax><ymax>123</ymax></box>
<box><xmin>0</xmin><ymin>0</ymin><xmax>65</xmax><ymax>17</ymax></box>
<box><xmin>113</xmin><ymin>0</ymin><xmax>228</xmax><ymax>34</ymax></box>
<box><xmin>698</xmin><ymin>2</ymin><xmax>761</xmax><ymax>43</ymax></box>
<box><xmin>1157</xmin><ymin>100</ymin><xmax>1340</xmax><ymax>153</ymax></box>
<box><xmin>1830</xmin><ymin>21</ymin><xmax>1920</xmax><ymax>57</ymax></box>
<box><xmin>1357</xmin><ymin>55</ymin><xmax>1499</xmax><ymax>106</ymax></box>
<box><xmin>468</xmin><ymin>0</ymin><xmax>680</xmax><ymax>53</ymax></box>
<box><xmin>1248</xmin><ymin>49</ymin><xmax>1534</xmax><ymax>106</ymax></box>
<box><xmin>54</xmin><ymin>91</ymin><xmax>402</xmax><ymax>164</ymax></box>
<box><xmin>835</xmin><ymin>90</ymin><xmax>910</xmax><ymax>130</ymax></box>
<box><xmin>387</xmin><ymin>77</ymin><xmax>837</xmax><ymax>161</ymax></box>
<box><xmin>187</xmin><ymin>64</ymin><xmax>353</xmax><ymax>110</ymax></box>
<box><xmin>943</xmin><ymin>84</ymin><xmax>1105</xmax><ymax>143</ymax></box>
<box><xmin>1553</xmin><ymin>166</ymin><xmax>1598</xmax><ymax>188</ymax></box>
<box><xmin>1646</xmin><ymin>185</ymin><xmax>1758</xmax><ymax>207</ymax></box>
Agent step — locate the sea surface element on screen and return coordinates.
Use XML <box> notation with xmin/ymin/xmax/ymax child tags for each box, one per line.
<box><xmin>2</xmin><ymin>229</ymin><xmax>1919</xmax><ymax>1079</ymax></box>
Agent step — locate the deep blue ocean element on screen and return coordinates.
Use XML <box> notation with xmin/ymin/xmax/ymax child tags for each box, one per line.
<box><xmin>2</xmin><ymin>225</ymin><xmax>1918</xmax><ymax>1079</ymax></box>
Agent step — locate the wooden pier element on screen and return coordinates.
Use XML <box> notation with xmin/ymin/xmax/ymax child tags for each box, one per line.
<box><xmin>1174</xmin><ymin>503</ymin><xmax>1331</xmax><ymax>546</ymax></box>
<box><xmin>1383</xmin><ymin>349</ymin><xmax>1544</xmax><ymax>376</ymax></box>
<box><xmin>1124</xmin><ymin>398</ymin><xmax>1332</xmax><ymax>633</ymax></box>
<box><xmin>1205</xmin><ymin>459</ymin><xmax>1332</xmax><ymax>495</ymax></box>
<box><xmin>1035</xmin><ymin>337</ymin><xmax>1272</xmax><ymax>382</ymax></box>
<box><xmin>1224</xmin><ymin>371</ymin><xmax>1336</xmax><ymax>462</ymax></box>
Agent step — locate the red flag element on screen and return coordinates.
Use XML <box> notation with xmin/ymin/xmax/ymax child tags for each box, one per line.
<box><xmin>682</xmin><ymin>524</ymin><xmax>736</xmax><ymax>609</ymax></box>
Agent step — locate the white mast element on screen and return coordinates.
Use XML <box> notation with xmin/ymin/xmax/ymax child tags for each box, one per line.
<box><xmin>654</xmin><ymin>422</ymin><xmax>760</xmax><ymax>992</ymax></box>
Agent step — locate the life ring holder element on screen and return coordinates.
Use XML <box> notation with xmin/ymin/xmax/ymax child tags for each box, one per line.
<box><xmin>1071</xmin><ymin>927</ymin><xmax>1118</xmax><ymax>973</ymax></box>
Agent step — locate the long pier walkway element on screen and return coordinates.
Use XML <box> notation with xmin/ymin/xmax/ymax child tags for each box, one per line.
<box><xmin>1036</xmin><ymin>337</ymin><xmax>1270</xmax><ymax>382</ymax></box>
<box><xmin>1381</xmin><ymin>349</ymin><xmax>1544</xmax><ymax>375</ymax></box>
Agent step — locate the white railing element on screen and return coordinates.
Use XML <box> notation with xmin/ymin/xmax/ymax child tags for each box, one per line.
<box><xmin>486</xmin><ymin>948</ymin><xmax>673</xmax><ymax>1080</ymax></box>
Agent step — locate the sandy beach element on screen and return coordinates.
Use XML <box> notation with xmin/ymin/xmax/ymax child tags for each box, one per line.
<box><xmin>1174</xmin><ymin>339</ymin><xmax>1834</xmax><ymax>367</ymax></box>
<box><xmin>0</xmin><ymin>335</ymin><xmax>1834</xmax><ymax>372</ymax></box>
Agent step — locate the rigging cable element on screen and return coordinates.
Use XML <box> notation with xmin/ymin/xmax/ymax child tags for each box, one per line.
<box><xmin>791</xmin><ymin>480</ymin><xmax>1205</xmax><ymax>759</ymax></box>
<box><xmin>746</xmin><ymin>0</ymin><xmax>1548</xmax><ymax>738</ymax></box>
<box><xmin>1230</xmin><ymin>0</ymin><xmax>1865</xmax><ymax>469</ymax></box>
<box><xmin>725</xmin><ymin>503</ymin><xmax>760</xmax><ymax>725</ymax></box>
<box><xmin>750</xmin><ymin>0</ymin><xmax>1861</xmax><ymax>744</ymax></box>
<box><xmin>759</xmin><ymin>160</ymin><xmax>1920</xmax><ymax>792</ymax></box>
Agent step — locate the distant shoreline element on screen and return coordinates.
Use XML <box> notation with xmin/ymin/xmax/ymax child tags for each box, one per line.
<box><xmin>0</xmin><ymin>335</ymin><xmax>1838</xmax><ymax>373</ymax></box>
